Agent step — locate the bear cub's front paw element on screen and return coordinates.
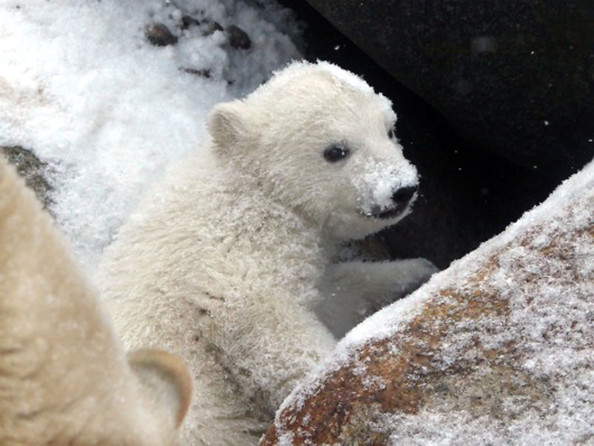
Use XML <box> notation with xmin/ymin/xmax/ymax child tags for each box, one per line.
<box><xmin>391</xmin><ymin>257</ymin><xmax>439</xmax><ymax>296</ymax></box>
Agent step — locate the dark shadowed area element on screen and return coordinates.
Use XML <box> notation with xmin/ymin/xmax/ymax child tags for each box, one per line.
<box><xmin>279</xmin><ymin>0</ymin><xmax>592</xmax><ymax>268</ymax></box>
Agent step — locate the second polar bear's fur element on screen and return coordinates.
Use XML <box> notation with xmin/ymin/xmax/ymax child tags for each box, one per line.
<box><xmin>0</xmin><ymin>156</ymin><xmax>192</xmax><ymax>445</ymax></box>
<box><xmin>98</xmin><ymin>61</ymin><xmax>436</xmax><ymax>445</ymax></box>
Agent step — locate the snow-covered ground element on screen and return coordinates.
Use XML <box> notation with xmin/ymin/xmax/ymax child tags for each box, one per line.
<box><xmin>0</xmin><ymin>0</ymin><xmax>301</xmax><ymax>270</ymax></box>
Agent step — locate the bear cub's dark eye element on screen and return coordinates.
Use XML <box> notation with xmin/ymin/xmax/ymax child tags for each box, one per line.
<box><xmin>388</xmin><ymin>127</ymin><xmax>396</xmax><ymax>140</ymax></box>
<box><xmin>323</xmin><ymin>145</ymin><xmax>349</xmax><ymax>163</ymax></box>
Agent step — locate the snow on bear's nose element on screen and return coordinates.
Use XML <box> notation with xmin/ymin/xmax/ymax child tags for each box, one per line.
<box><xmin>356</xmin><ymin>159</ymin><xmax>419</xmax><ymax>219</ymax></box>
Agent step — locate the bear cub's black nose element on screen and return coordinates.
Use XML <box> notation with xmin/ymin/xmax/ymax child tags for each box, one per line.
<box><xmin>392</xmin><ymin>185</ymin><xmax>418</xmax><ymax>206</ymax></box>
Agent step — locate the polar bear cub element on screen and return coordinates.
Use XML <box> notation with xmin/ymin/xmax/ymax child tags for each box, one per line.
<box><xmin>0</xmin><ymin>156</ymin><xmax>192</xmax><ymax>445</ymax></box>
<box><xmin>98</xmin><ymin>60</ymin><xmax>436</xmax><ymax>445</ymax></box>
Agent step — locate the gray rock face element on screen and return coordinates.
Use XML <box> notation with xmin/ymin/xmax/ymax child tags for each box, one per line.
<box><xmin>145</xmin><ymin>22</ymin><xmax>178</xmax><ymax>47</ymax></box>
<box><xmin>304</xmin><ymin>0</ymin><xmax>594</xmax><ymax>179</ymax></box>
<box><xmin>0</xmin><ymin>146</ymin><xmax>53</xmax><ymax>210</ymax></box>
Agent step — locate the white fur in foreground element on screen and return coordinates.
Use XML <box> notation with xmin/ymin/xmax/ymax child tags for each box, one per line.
<box><xmin>0</xmin><ymin>157</ymin><xmax>192</xmax><ymax>445</ymax></box>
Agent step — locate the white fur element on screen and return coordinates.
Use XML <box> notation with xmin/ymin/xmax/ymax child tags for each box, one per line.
<box><xmin>98</xmin><ymin>60</ymin><xmax>436</xmax><ymax>445</ymax></box>
<box><xmin>0</xmin><ymin>157</ymin><xmax>192</xmax><ymax>445</ymax></box>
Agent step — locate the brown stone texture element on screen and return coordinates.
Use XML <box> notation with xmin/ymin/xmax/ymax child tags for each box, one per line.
<box><xmin>261</xmin><ymin>162</ymin><xmax>593</xmax><ymax>445</ymax></box>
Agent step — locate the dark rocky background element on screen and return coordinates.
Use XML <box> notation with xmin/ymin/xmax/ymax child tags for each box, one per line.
<box><xmin>279</xmin><ymin>0</ymin><xmax>593</xmax><ymax>268</ymax></box>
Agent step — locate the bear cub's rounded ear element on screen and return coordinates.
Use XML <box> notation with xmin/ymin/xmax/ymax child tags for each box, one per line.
<box><xmin>128</xmin><ymin>349</ymin><xmax>193</xmax><ymax>428</ymax></box>
<box><xmin>207</xmin><ymin>101</ymin><xmax>247</xmax><ymax>152</ymax></box>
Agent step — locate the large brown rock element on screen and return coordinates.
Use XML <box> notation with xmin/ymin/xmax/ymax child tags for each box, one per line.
<box><xmin>261</xmin><ymin>160</ymin><xmax>593</xmax><ymax>444</ymax></box>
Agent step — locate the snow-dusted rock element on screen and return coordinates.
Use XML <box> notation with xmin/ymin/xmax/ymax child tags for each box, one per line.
<box><xmin>0</xmin><ymin>145</ymin><xmax>53</xmax><ymax>209</ymax></box>
<box><xmin>262</xmin><ymin>160</ymin><xmax>594</xmax><ymax>445</ymax></box>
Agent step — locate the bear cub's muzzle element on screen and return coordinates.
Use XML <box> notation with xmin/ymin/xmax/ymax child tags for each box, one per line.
<box><xmin>371</xmin><ymin>184</ymin><xmax>418</xmax><ymax>219</ymax></box>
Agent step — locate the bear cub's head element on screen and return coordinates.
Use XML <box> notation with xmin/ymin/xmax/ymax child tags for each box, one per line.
<box><xmin>208</xmin><ymin>61</ymin><xmax>420</xmax><ymax>241</ymax></box>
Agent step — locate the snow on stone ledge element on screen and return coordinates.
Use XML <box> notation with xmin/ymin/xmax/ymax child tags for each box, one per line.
<box><xmin>262</xmin><ymin>160</ymin><xmax>594</xmax><ymax>445</ymax></box>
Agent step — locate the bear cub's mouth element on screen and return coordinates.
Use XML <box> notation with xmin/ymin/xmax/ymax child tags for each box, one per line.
<box><xmin>375</xmin><ymin>206</ymin><xmax>407</xmax><ymax>219</ymax></box>
<box><xmin>362</xmin><ymin>202</ymin><xmax>410</xmax><ymax>220</ymax></box>
<box><xmin>363</xmin><ymin>185</ymin><xmax>418</xmax><ymax>220</ymax></box>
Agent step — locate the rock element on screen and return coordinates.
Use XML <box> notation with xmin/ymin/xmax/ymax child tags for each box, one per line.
<box><xmin>181</xmin><ymin>15</ymin><xmax>201</xmax><ymax>30</ymax></box>
<box><xmin>226</xmin><ymin>25</ymin><xmax>252</xmax><ymax>50</ymax></box>
<box><xmin>260</xmin><ymin>160</ymin><xmax>594</xmax><ymax>444</ymax></box>
<box><xmin>182</xmin><ymin>68</ymin><xmax>212</xmax><ymax>78</ymax></box>
<box><xmin>303</xmin><ymin>0</ymin><xmax>594</xmax><ymax>181</ymax></box>
<box><xmin>176</xmin><ymin>12</ymin><xmax>223</xmax><ymax>37</ymax></box>
<box><xmin>0</xmin><ymin>146</ymin><xmax>53</xmax><ymax>209</ymax></box>
<box><xmin>145</xmin><ymin>22</ymin><xmax>178</xmax><ymax>47</ymax></box>
<box><xmin>202</xmin><ymin>20</ymin><xmax>224</xmax><ymax>37</ymax></box>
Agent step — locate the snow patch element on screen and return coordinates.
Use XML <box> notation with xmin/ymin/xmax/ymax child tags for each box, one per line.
<box><xmin>0</xmin><ymin>0</ymin><xmax>300</xmax><ymax>270</ymax></box>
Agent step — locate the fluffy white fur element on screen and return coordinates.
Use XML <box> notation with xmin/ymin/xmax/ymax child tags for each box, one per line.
<box><xmin>98</xmin><ymin>61</ymin><xmax>436</xmax><ymax>445</ymax></box>
<box><xmin>0</xmin><ymin>156</ymin><xmax>192</xmax><ymax>445</ymax></box>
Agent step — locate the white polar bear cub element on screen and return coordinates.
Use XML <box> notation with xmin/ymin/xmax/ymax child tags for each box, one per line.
<box><xmin>99</xmin><ymin>61</ymin><xmax>436</xmax><ymax>445</ymax></box>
